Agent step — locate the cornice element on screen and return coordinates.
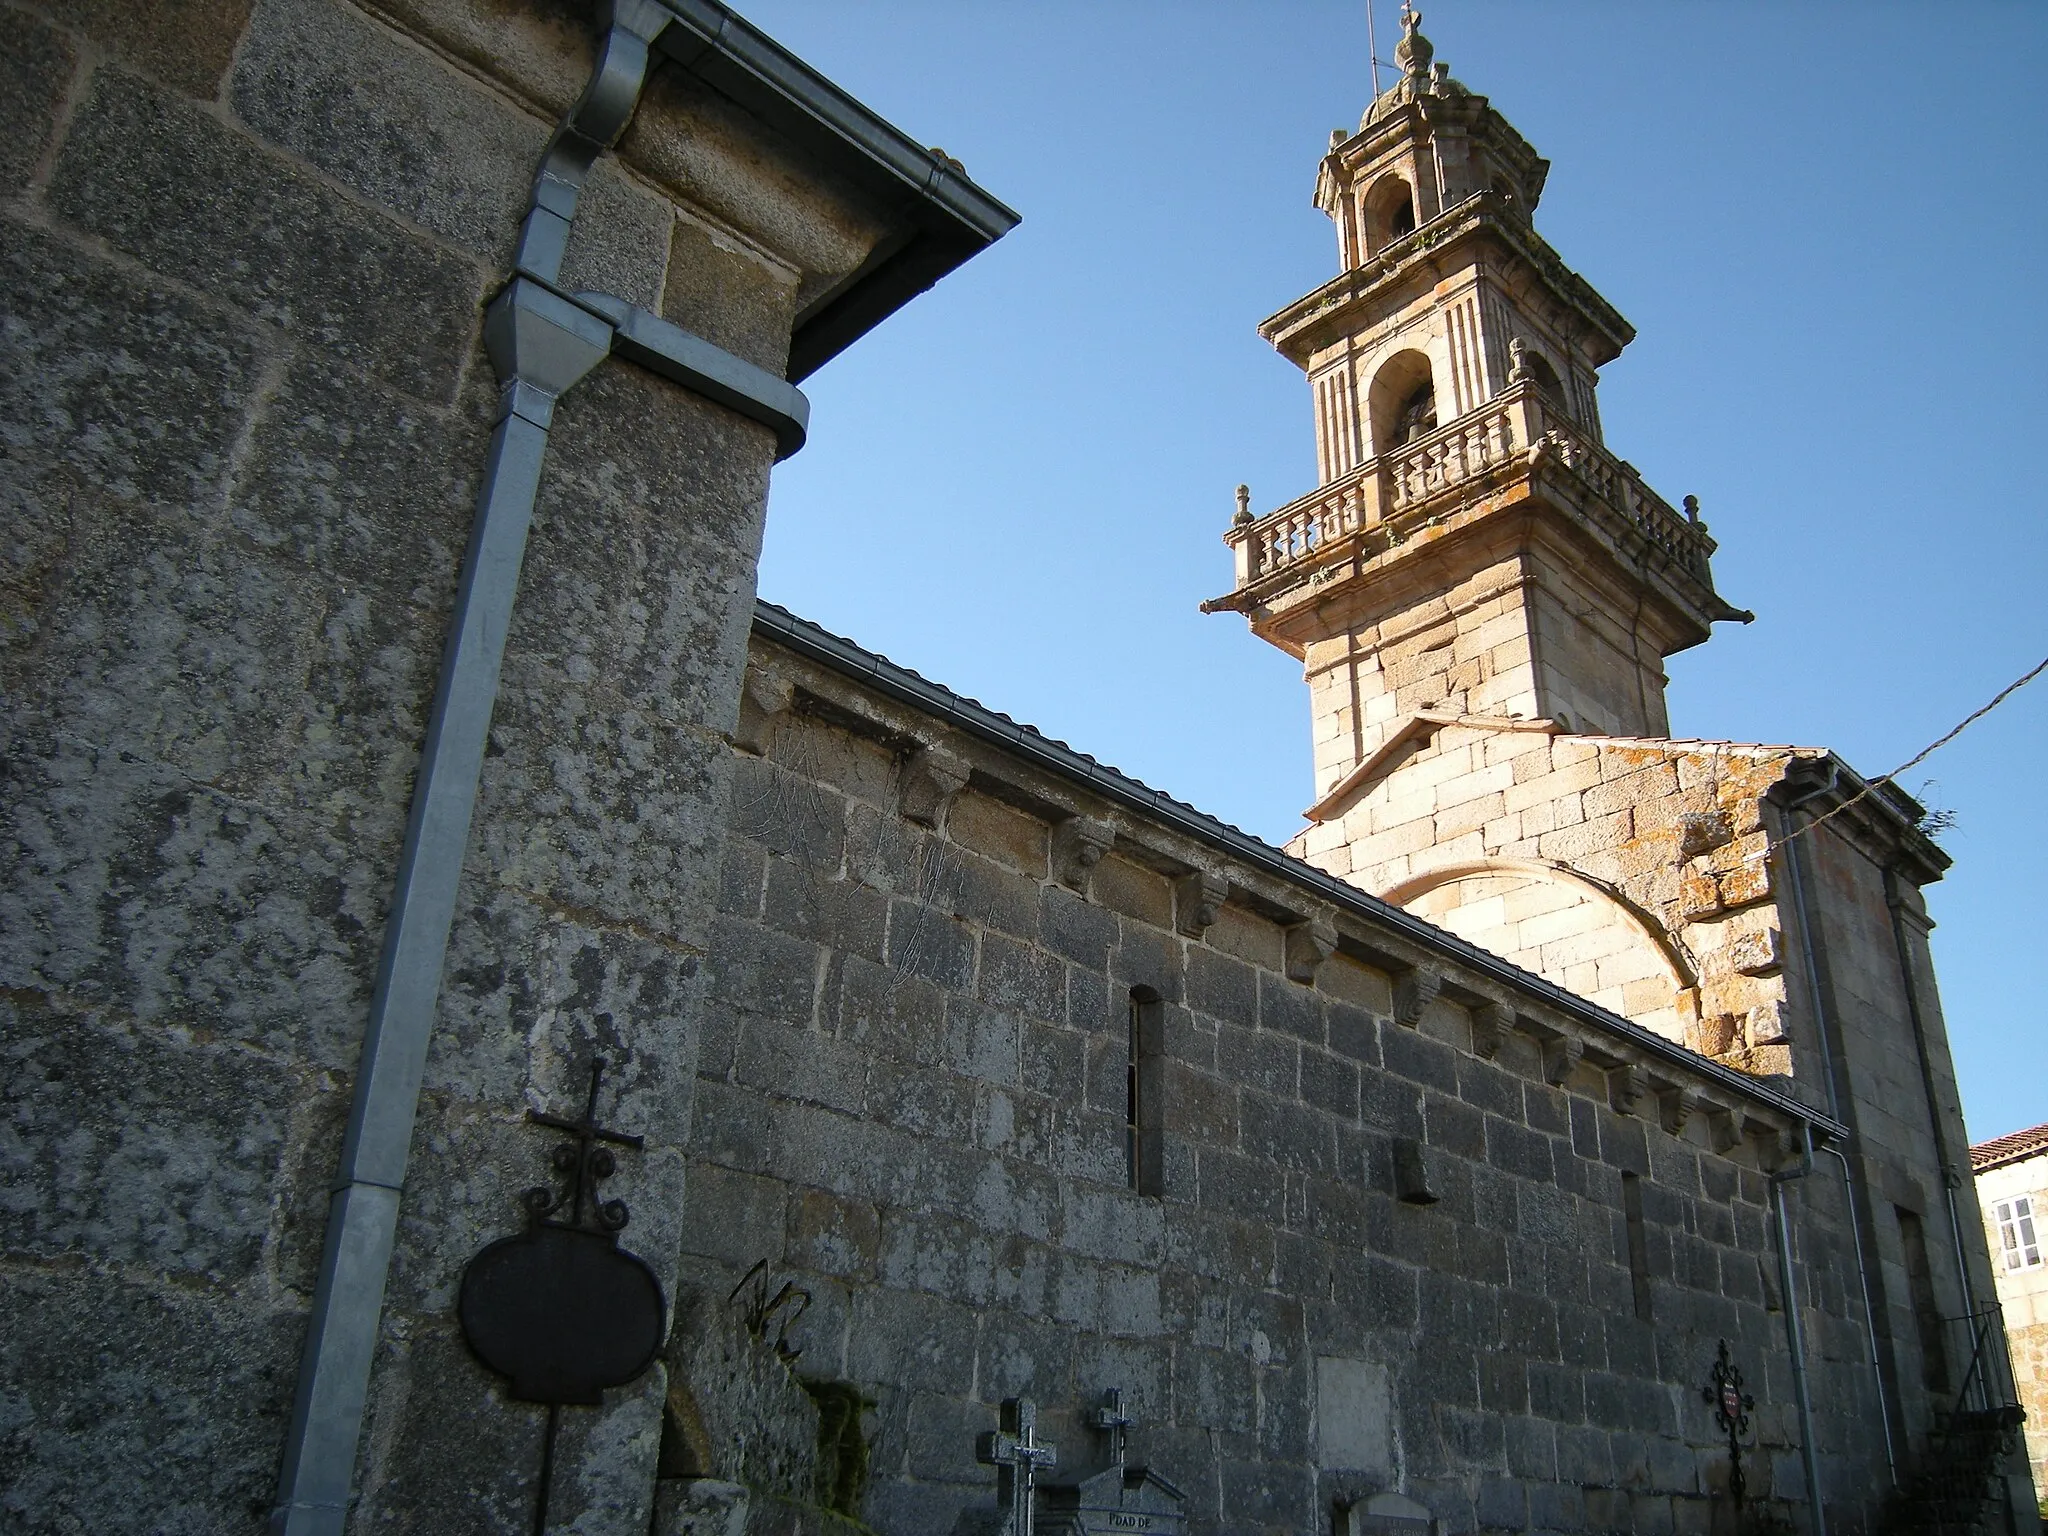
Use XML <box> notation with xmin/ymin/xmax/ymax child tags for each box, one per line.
<box><xmin>1260</xmin><ymin>192</ymin><xmax>1633</xmax><ymax>368</ymax></box>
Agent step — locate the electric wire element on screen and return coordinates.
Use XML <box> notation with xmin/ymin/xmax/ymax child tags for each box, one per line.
<box><xmin>1775</xmin><ymin>651</ymin><xmax>2048</xmax><ymax>848</ymax></box>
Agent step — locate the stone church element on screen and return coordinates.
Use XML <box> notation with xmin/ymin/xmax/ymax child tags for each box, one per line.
<box><xmin>0</xmin><ymin>1</ymin><xmax>2032</xmax><ymax>1534</ymax></box>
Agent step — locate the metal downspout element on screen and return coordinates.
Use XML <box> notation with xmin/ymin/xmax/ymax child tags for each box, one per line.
<box><xmin>270</xmin><ymin>7</ymin><xmax>669</xmax><ymax>1530</ymax></box>
<box><xmin>1779</xmin><ymin>770</ymin><xmax>1899</xmax><ymax>1485</ymax></box>
<box><xmin>1772</xmin><ymin>1124</ymin><xmax>1829</xmax><ymax>1536</ymax></box>
<box><xmin>1881</xmin><ymin>866</ymin><xmax>1979</xmax><ymax>1320</ymax></box>
<box><xmin>1817</xmin><ymin>1141</ymin><xmax>1900</xmax><ymax>1484</ymax></box>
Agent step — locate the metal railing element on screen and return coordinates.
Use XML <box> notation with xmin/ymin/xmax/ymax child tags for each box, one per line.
<box><xmin>1942</xmin><ymin>1304</ymin><xmax>2022</xmax><ymax>1421</ymax></box>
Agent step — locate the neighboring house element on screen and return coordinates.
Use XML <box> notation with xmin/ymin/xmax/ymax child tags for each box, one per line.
<box><xmin>1974</xmin><ymin>1123</ymin><xmax>2048</xmax><ymax>1500</ymax></box>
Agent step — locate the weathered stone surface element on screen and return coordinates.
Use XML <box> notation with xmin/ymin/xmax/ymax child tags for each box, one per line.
<box><xmin>228</xmin><ymin>349</ymin><xmax>479</xmax><ymax>612</ymax></box>
<box><xmin>48</xmin><ymin>71</ymin><xmax>481</xmax><ymax>400</ymax></box>
<box><xmin>0</xmin><ymin>13</ymin><xmax>75</xmax><ymax>194</ymax></box>
<box><xmin>0</xmin><ymin>728</ymin><xmax>387</xmax><ymax>1066</ymax></box>
<box><xmin>0</xmin><ymin>1267</ymin><xmax>299</xmax><ymax>1532</ymax></box>
<box><xmin>230</xmin><ymin>0</ymin><xmax>545</xmax><ymax>258</ymax></box>
<box><xmin>0</xmin><ymin>216</ymin><xmax>267</xmax><ymax>534</ymax></box>
<box><xmin>0</xmin><ymin>1000</ymin><xmax>298</xmax><ymax>1282</ymax></box>
<box><xmin>54</xmin><ymin>0</ymin><xmax>259</xmax><ymax>96</ymax></box>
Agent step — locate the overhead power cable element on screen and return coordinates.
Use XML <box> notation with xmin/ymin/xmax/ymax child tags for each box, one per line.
<box><xmin>1778</xmin><ymin>651</ymin><xmax>2048</xmax><ymax>846</ymax></box>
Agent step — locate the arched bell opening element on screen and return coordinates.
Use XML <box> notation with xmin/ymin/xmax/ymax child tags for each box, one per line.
<box><xmin>1368</xmin><ymin>349</ymin><xmax>1437</xmax><ymax>455</ymax></box>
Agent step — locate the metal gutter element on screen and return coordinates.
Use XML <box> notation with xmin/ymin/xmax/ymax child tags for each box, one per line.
<box><xmin>1779</xmin><ymin>767</ymin><xmax>1898</xmax><ymax>1489</ymax></box>
<box><xmin>1772</xmin><ymin>1125</ymin><xmax>1830</xmax><ymax>1535</ymax></box>
<box><xmin>269</xmin><ymin>4</ymin><xmax>1020</xmax><ymax>1527</ymax></box>
<box><xmin>750</xmin><ymin>600</ymin><xmax>1849</xmax><ymax>1140</ymax></box>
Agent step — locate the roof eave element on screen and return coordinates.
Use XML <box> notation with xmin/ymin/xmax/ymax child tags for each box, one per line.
<box><xmin>656</xmin><ymin>0</ymin><xmax>1021</xmax><ymax>382</ymax></box>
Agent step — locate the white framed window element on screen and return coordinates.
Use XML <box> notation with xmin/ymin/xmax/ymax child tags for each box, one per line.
<box><xmin>1994</xmin><ymin>1196</ymin><xmax>2042</xmax><ymax>1271</ymax></box>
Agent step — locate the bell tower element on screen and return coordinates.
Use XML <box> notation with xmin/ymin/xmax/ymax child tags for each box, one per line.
<box><xmin>1207</xmin><ymin>8</ymin><xmax>1747</xmax><ymax>799</ymax></box>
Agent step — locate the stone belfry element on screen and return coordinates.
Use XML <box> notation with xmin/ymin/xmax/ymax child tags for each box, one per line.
<box><xmin>1207</xmin><ymin>5</ymin><xmax>1748</xmax><ymax>801</ymax></box>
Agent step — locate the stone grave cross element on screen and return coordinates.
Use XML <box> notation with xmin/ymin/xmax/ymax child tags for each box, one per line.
<box><xmin>978</xmin><ymin>1397</ymin><xmax>1058</xmax><ymax>1536</ymax></box>
<box><xmin>1092</xmin><ymin>1388</ymin><xmax>1135</xmax><ymax>1470</ymax></box>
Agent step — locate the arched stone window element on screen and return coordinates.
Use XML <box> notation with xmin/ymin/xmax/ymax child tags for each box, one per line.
<box><xmin>1360</xmin><ymin>174</ymin><xmax>1416</xmax><ymax>257</ymax></box>
<box><xmin>1522</xmin><ymin>349</ymin><xmax>1562</xmax><ymax>396</ymax></box>
<box><xmin>1368</xmin><ymin>349</ymin><xmax>1436</xmax><ymax>454</ymax></box>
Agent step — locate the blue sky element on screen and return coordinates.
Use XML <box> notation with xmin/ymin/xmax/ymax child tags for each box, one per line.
<box><xmin>736</xmin><ymin>2</ymin><xmax>2048</xmax><ymax>1142</ymax></box>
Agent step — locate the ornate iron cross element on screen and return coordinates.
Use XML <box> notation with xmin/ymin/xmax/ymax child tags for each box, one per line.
<box><xmin>979</xmin><ymin>1397</ymin><xmax>1058</xmax><ymax>1536</ymax></box>
<box><xmin>458</xmin><ymin>1059</ymin><xmax>667</xmax><ymax>1535</ymax></box>
<box><xmin>1093</xmin><ymin>1387</ymin><xmax>1135</xmax><ymax>1471</ymax></box>
<box><xmin>1703</xmin><ymin>1338</ymin><xmax>1756</xmax><ymax>1508</ymax></box>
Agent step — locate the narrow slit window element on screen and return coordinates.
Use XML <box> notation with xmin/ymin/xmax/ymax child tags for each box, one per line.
<box><xmin>1127</xmin><ymin>989</ymin><xmax>1164</xmax><ymax>1197</ymax></box>
<box><xmin>1621</xmin><ymin>1172</ymin><xmax>1652</xmax><ymax>1322</ymax></box>
<box><xmin>1897</xmin><ymin>1207</ymin><xmax>1949</xmax><ymax>1391</ymax></box>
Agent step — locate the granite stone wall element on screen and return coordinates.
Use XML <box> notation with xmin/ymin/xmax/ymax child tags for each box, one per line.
<box><xmin>0</xmin><ymin>1</ymin><xmax>901</xmax><ymax>1528</ymax></box>
<box><xmin>683</xmin><ymin>633</ymin><xmax>1897</xmax><ymax>1536</ymax></box>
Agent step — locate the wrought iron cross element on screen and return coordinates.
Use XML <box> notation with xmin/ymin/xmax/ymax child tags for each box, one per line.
<box><xmin>1703</xmin><ymin>1339</ymin><xmax>1756</xmax><ymax>1509</ymax></box>
<box><xmin>978</xmin><ymin>1397</ymin><xmax>1057</xmax><ymax>1536</ymax></box>
<box><xmin>1093</xmin><ymin>1387</ymin><xmax>1135</xmax><ymax>1471</ymax></box>
<box><xmin>524</xmin><ymin>1057</ymin><xmax>645</xmax><ymax>1233</ymax></box>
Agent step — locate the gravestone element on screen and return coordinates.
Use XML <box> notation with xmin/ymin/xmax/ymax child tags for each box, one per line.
<box><xmin>1037</xmin><ymin>1465</ymin><xmax>1188</xmax><ymax>1536</ymax></box>
<box><xmin>1037</xmin><ymin>1389</ymin><xmax>1188</xmax><ymax>1536</ymax></box>
<box><xmin>1336</xmin><ymin>1492</ymin><xmax>1434</xmax><ymax>1536</ymax></box>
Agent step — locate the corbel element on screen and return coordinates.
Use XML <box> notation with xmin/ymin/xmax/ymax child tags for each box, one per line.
<box><xmin>1284</xmin><ymin>914</ymin><xmax>1339</xmax><ymax>985</ymax></box>
<box><xmin>899</xmin><ymin>743</ymin><xmax>970</xmax><ymax>829</ymax></box>
<box><xmin>1469</xmin><ymin>999</ymin><xmax>1513</xmax><ymax>1060</ymax></box>
<box><xmin>734</xmin><ymin>663</ymin><xmax>796</xmax><ymax>755</ymax></box>
<box><xmin>1748</xmin><ymin>1120</ymin><xmax>1790</xmax><ymax>1171</ymax></box>
<box><xmin>1174</xmin><ymin>871</ymin><xmax>1231</xmax><ymax>939</ymax></box>
<box><xmin>1704</xmin><ymin>1102</ymin><xmax>1743</xmax><ymax>1155</ymax></box>
<box><xmin>1608</xmin><ymin>1063</ymin><xmax>1646</xmax><ymax>1117</ymax></box>
<box><xmin>1392</xmin><ymin>966</ymin><xmax>1442</xmax><ymax>1027</ymax></box>
<box><xmin>1054</xmin><ymin>815</ymin><xmax>1116</xmax><ymax>892</ymax></box>
<box><xmin>1392</xmin><ymin>1136</ymin><xmax>1443</xmax><ymax>1206</ymax></box>
<box><xmin>1657</xmin><ymin>1086</ymin><xmax>1701</xmax><ymax>1138</ymax></box>
<box><xmin>1540</xmin><ymin>1034</ymin><xmax>1583</xmax><ymax>1088</ymax></box>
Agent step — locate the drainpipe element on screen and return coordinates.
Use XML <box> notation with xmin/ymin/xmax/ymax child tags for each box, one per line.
<box><xmin>1772</xmin><ymin>1123</ymin><xmax>1828</xmax><ymax>1536</ymax></box>
<box><xmin>1815</xmin><ymin>1141</ymin><xmax>1899</xmax><ymax>1485</ymax></box>
<box><xmin>269</xmin><ymin>5</ymin><xmax>807</xmax><ymax>1530</ymax></box>
<box><xmin>1881</xmin><ymin>866</ymin><xmax>1979</xmax><ymax>1322</ymax></box>
<box><xmin>1778</xmin><ymin>769</ymin><xmax>1898</xmax><ymax>1483</ymax></box>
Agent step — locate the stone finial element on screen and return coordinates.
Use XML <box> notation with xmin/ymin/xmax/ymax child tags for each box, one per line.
<box><xmin>1507</xmin><ymin>334</ymin><xmax>1531</xmax><ymax>385</ymax></box>
<box><xmin>1329</xmin><ymin>127</ymin><xmax>1348</xmax><ymax>151</ymax></box>
<box><xmin>1541</xmin><ymin>1035</ymin><xmax>1583</xmax><ymax>1087</ymax></box>
<box><xmin>1233</xmin><ymin>483</ymin><xmax>1253</xmax><ymax>526</ymax></box>
<box><xmin>735</xmin><ymin>665</ymin><xmax>796</xmax><ymax>755</ymax></box>
<box><xmin>1470</xmin><ymin>999</ymin><xmax>1513</xmax><ymax>1059</ymax></box>
<box><xmin>1394</xmin><ymin>2</ymin><xmax>1433</xmax><ymax>80</ymax></box>
<box><xmin>1393</xmin><ymin>967</ymin><xmax>1442</xmax><ymax>1028</ymax></box>
<box><xmin>899</xmin><ymin>744</ymin><xmax>970</xmax><ymax>828</ymax></box>
<box><xmin>1285</xmin><ymin>917</ymin><xmax>1339</xmax><ymax>984</ymax></box>
<box><xmin>1053</xmin><ymin>816</ymin><xmax>1116</xmax><ymax>892</ymax></box>
<box><xmin>1609</xmin><ymin>1063</ymin><xmax>1646</xmax><ymax>1117</ymax></box>
<box><xmin>1175</xmin><ymin>871</ymin><xmax>1230</xmax><ymax>939</ymax></box>
<box><xmin>1659</xmin><ymin>1087</ymin><xmax>1702</xmax><ymax>1137</ymax></box>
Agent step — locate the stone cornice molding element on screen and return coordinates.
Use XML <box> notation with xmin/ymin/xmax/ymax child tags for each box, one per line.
<box><xmin>1260</xmin><ymin>192</ymin><xmax>1633</xmax><ymax>369</ymax></box>
<box><xmin>750</xmin><ymin>604</ymin><xmax>1849</xmax><ymax>1144</ymax></box>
